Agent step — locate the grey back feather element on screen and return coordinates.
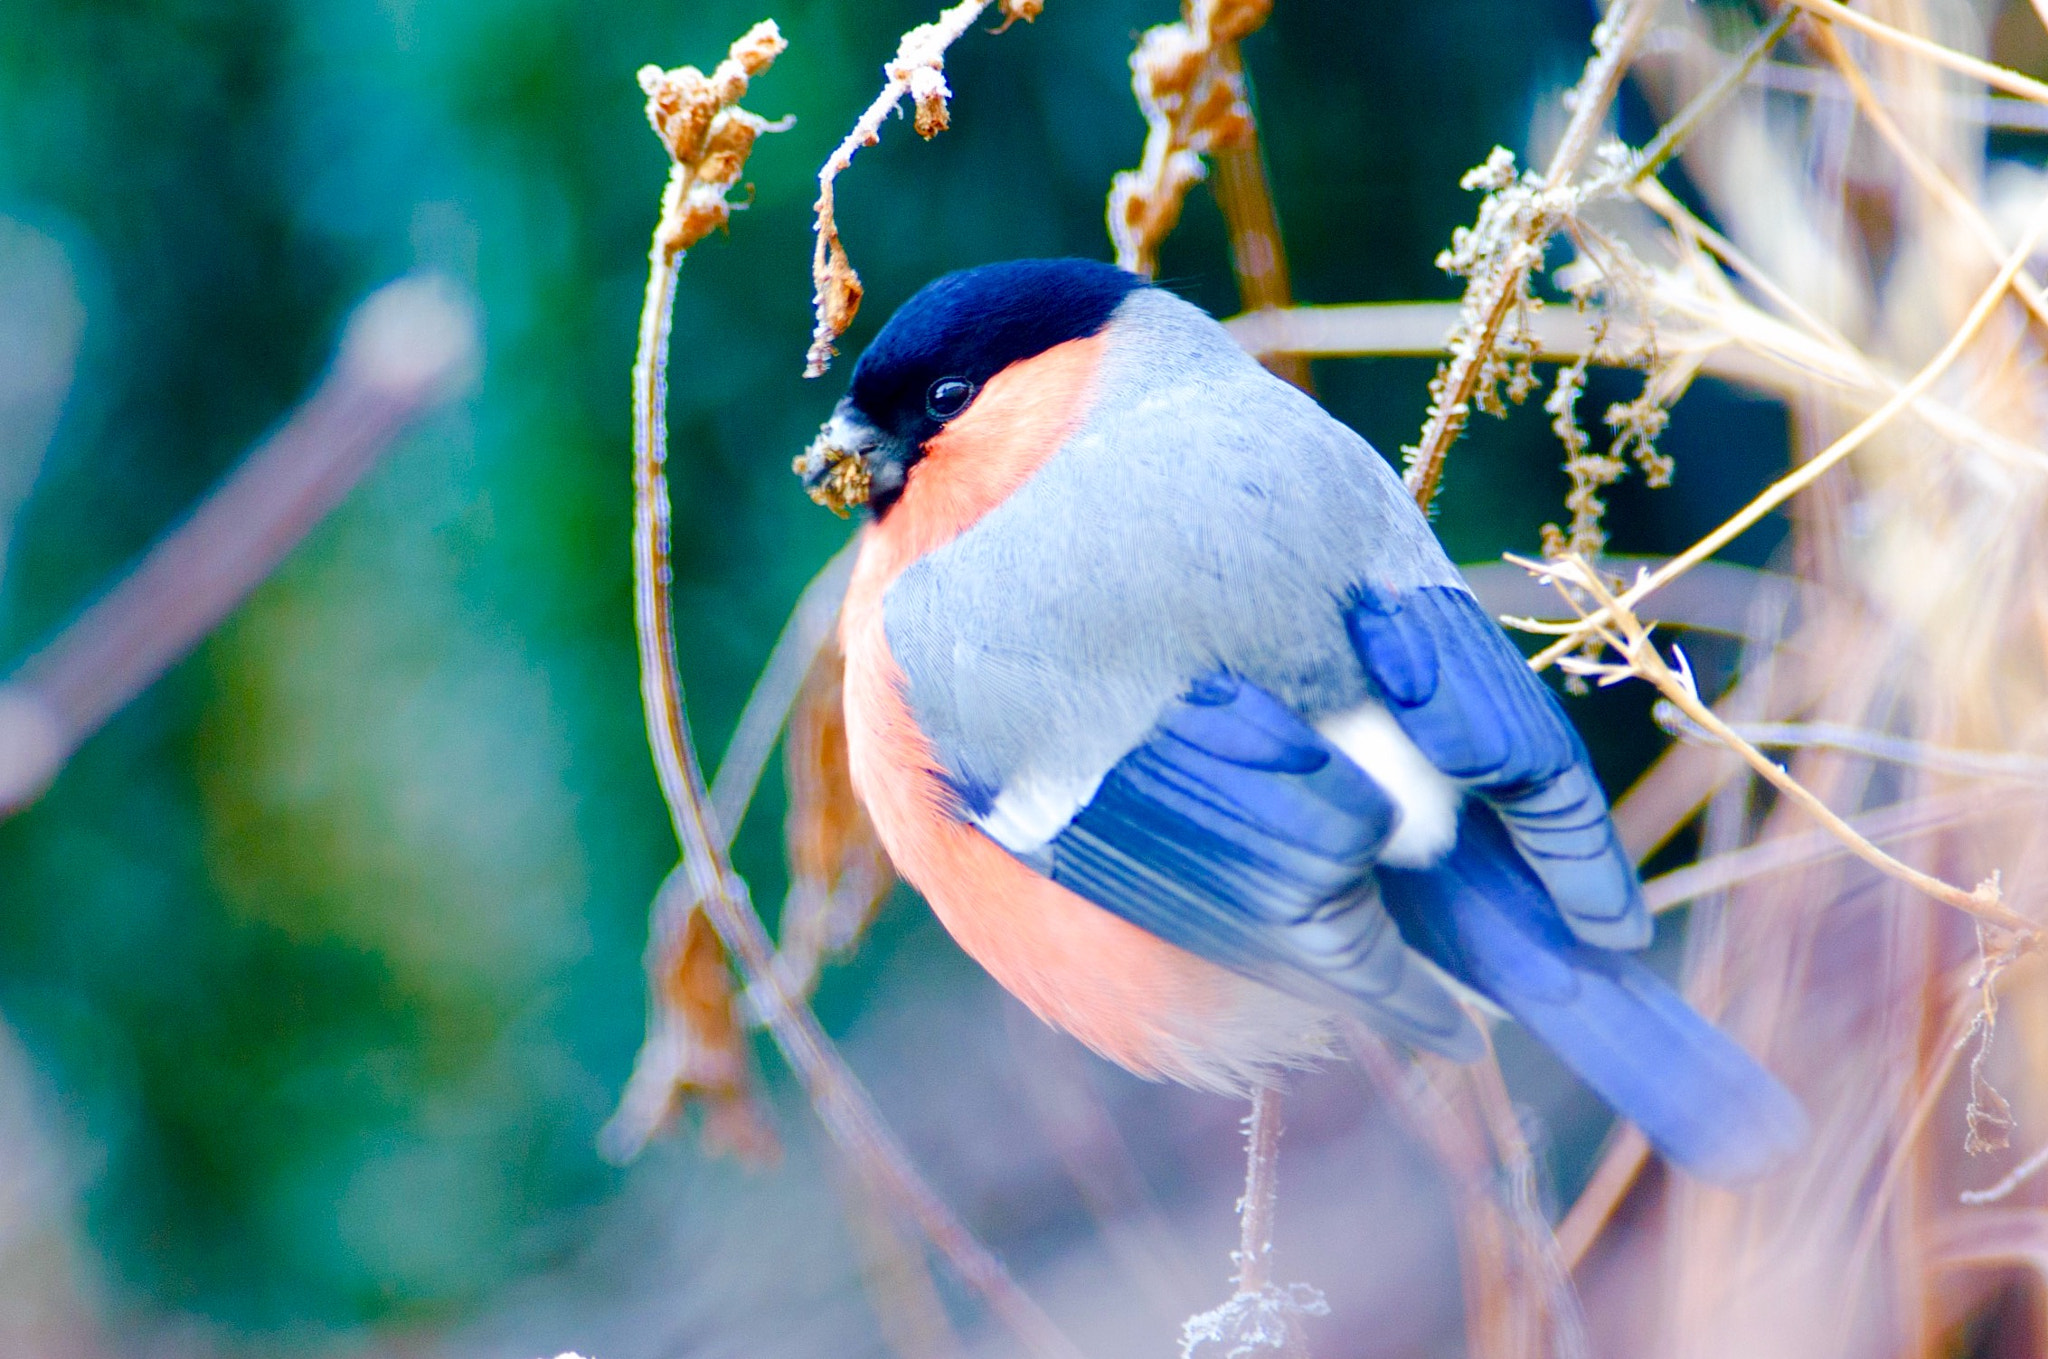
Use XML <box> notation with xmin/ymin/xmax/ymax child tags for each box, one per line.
<box><xmin>884</xmin><ymin>288</ymin><xmax>1464</xmax><ymax>801</ymax></box>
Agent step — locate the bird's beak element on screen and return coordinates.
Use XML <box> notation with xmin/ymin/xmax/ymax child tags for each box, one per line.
<box><xmin>794</xmin><ymin>401</ymin><xmax>881</xmax><ymax>517</ymax></box>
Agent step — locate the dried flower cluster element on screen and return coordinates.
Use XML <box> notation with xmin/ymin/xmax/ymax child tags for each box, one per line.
<box><xmin>638</xmin><ymin>21</ymin><xmax>789</xmax><ymax>262</ymax></box>
<box><xmin>1107</xmin><ymin>0</ymin><xmax>1273</xmax><ymax>279</ymax></box>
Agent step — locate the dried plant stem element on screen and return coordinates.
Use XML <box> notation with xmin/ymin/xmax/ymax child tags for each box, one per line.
<box><xmin>1533</xmin><ymin>557</ymin><xmax>2028</xmax><ymax>931</ymax></box>
<box><xmin>1842</xmin><ymin>957</ymin><xmax>2023</xmax><ymax>1308</ymax></box>
<box><xmin>706</xmin><ymin>542</ymin><xmax>856</xmax><ymax>836</ymax></box>
<box><xmin>1553</xmin><ymin>1128</ymin><xmax>1650</xmax><ymax>1271</ymax></box>
<box><xmin>1808</xmin><ymin>23</ymin><xmax>2048</xmax><ymax>333</ymax></box>
<box><xmin>1179</xmin><ymin>1084</ymin><xmax>1327</xmax><ymax>1357</ymax></box>
<box><xmin>1402</xmin><ymin>0</ymin><xmax>1655</xmax><ymax>512</ymax></box>
<box><xmin>1960</xmin><ymin>1140</ymin><xmax>2048</xmax><ymax>1205</ymax></box>
<box><xmin>1620</xmin><ymin>6</ymin><xmax>1798</xmax><ymax>189</ymax></box>
<box><xmin>1632</xmin><ymin>177</ymin><xmax>2048</xmax><ymax>472</ymax></box>
<box><xmin>1227</xmin><ymin>294</ymin><xmax>2048</xmax><ymax>469</ymax></box>
<box><xmin>805</xmin><ymin>0</ymin><xmax>1032</xmax><ymax>376</ymax></box>
<box><xmin>634</xmin><ymin>250</ymin><xmax>1082</xmax><ymax>1359</ymax></box>
<box><xmin>1527</xmin><ymin>192</ymin><xmax>2048</xmax><ymax>673</ymax></box>
<box><xmin>0</xmin><ymin>275</ymin><xmax>475</xmax><ymax>815</ymax></box>
<box><xmin>1235</xmin><ymin>1086</ymin><xmax>1284</xmax><ymax>1298</ymax></box>
<box><xmin>1781</xmin><ymin>0</ymin><xmax>2048</xmax><ymax>108</ymax></box>
<box><xmin>1465</xmin><ymin>1040</ymin><xmax>1590</xmax><ymax>1359</ymax></box>
<box><xmin>1208</xmin><ymin>45</ymin><xmax>1312</xmax><ymax>393</ymax></box>
<box><xmin>1641</xmin><ymin>789</ymin><xmax>2000</xmax><ymax>914</ymax></box>
<box><xmin>1656</xmin><ymin>707</ymin><xmax>2048</xmax><ymax>785</ymax></box>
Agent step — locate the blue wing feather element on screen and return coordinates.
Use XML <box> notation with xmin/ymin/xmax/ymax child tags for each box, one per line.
<box><xmin>1380</xmin><ymin>805</ymin><xmax>1808</xmax><ymax>1183</ymax></box>
<box><xmin>1346</xmin><ymin>582</ymin><xmax>1649</xmax><ymax>948</ymax></box>
<box><xmin>1032</xmin><ymin>673</ymin><xmax>1481</xmax><ymax>1058</ymax></box>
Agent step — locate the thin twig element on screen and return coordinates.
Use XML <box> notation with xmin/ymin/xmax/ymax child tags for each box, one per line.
<box><xmin>1630</xmin><ymin>176</ymin><xmax>2048</xmax><ymax>472</ymax></box>
<box><xmin>0</xmin><ymin>275</ymin><xmax>477</xmax><ymax>815</ymax></box>
<box><xmin>630</xmin><ymin>32</ymin><xmax>1081</xmax><ymax>1359</ymax></box>
<box><xmin>1179</xmin><ymin>1085</ymin><xmax>1327</xmax><ymax>1358</ymax></box>
<box><xmin>1526</xmin><ymin>555</ymin><xmax>2029</xmax><ymax>931</ymax></box>
<box><xmin>1640</xmin><ymin>789</ymin><xmax>2004</xmax><ymax>914</ymax></box>
<box><xmin>1402</xmin><ymin>0</ymin><xmax>1656</xmax><ymax>512</ymax></box>
<box><xmin>804</xmin><ymin>0</ymin><xmax>1039</xmax><ymax>376</ymax></box>
<box><xmin>1780</xmin><ymin>0</ymin><xmax>2048</xmax><ymax>108</ymax></box>
<box><xmin>1807</xmin><ymin>22</ymin><xmax>2048</xmax><ymax>333</ymax></box>
<box><xmin>1639</xmin><ymin>29</ymin><xmax>2048</xmax><ymax>131</ymax></box>
<box><xmin>1619</xmin><ymin>6</ymin><xmax>1799</xmax><ymax>189</ymax></box>
<box><xmin>1961</xmin><ymin>1141</ymin><xmax>2048</xmax><ymax>1205</ymax></box>
<box><xmin>1653</xmin><ymin>705</ymin><xmax>2048</xmax><ymax>785</ymax></box>
<box><xmin>1236</xmin><ymin>1086</ymin><xmax>1283</xmax><ymax>1297</ymax></box>
<box><xmin>1526</xmin><ymin>190</ymin><xmax>2048</xmax><ymax>672</ymax></box>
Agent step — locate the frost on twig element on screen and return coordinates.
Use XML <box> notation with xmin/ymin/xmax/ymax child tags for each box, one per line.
<box><xmin>1181</xmin><ymin>1087</ymin><xmax>1327</xmax><ymax>1358</ymax></box>
<box><xmin>638</xmin><ymin>21</ymin><xmax>791</xmax><ymax>263</ymax></box>
<box><xmin>1180</xmin><ymin>1283</ymin><xmax>1329</xmax><ymax>1359</ymax></box>
<box><xmin>804</xmin><ymin>0</ymin><xmax>1042</xmax><ymax>377</ymax></box>
<box><xmin>1107</xmin><ymin>0</ymin><xmax>1274</xmax><ymax>279</ymax></box>
<box><xmin>1961</xmin><ymin>921</ymin><xmax>2021</xmax><ymax>1158</ymax></box>
<box><xmin>1400</xmin><ymin>0</ymin><xmax>1657</xmax><ymax>514</ymax></box>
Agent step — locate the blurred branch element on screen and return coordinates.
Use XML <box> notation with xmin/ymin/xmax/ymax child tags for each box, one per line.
<box><xmin>1347</xmin><ymin>1024</ymin><xmax>1572</xmax><ymax>1359</ymax></box>
<box><xmin>1780</xmin><ymin>0</ymin><xmax>2048</xmax><ymax>107</ymax></box>
<box><xmin>1653</xmin><ymin>704</ymin><xmax>2048</xmax><ymax>785</ymax></box>
<box><xmin>0</xmin><ymin>274</ymin><xmax>477</xmax><ymax>816</ymax></box>
<box><xmin>1615</xmin><ymin>7</ymin><xmax>1797</xmax><ymax>190</ymax></box>
<box><xmin>707</xmin><ymin>540</ymin><xmax>856</xmax><ymax>837</ymax></box>
<box><xmin>1640</xmin><ymin>788</ymin><xmax>2004</xmax><ymax>915</ymax></box>
<box><xmin>1552</xmin><ymin>1128</ymin><xmax>1650</xmax><ymax>1273</ymax></box>
<box><xmin>626</xmin><ymin>28</ymin><xmax>1080</xmax><ymax>1359</ymax></box>
<box><xmin>1806</xmin><ymin>22</ymin><xmax>2048</xmax><ymax>334</ymax></box>
<box><xmin>1209</xmin><ymin>45</ymin><xmax>1312</xmax><ymax>393</ymax></box>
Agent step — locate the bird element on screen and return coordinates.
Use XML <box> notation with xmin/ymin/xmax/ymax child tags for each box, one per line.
<box><xmin>794</xmin><ymin>257</ymin><xmax>1807</xmax><ymax>1183</ymax></box>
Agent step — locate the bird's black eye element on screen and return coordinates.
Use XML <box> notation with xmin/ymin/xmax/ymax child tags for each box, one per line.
<box><xmin>925</xmin><ymin>377</ymin><xmax>976</xmax><ymax>422</ymax></box>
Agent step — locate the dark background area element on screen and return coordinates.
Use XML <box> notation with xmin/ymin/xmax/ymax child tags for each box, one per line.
<box><xmin>0</xmin><ymin>0</ymin><xmax>1807</xmax><ymax>1351</ymax></box>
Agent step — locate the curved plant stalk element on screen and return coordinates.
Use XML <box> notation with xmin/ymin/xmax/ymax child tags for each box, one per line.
<box><xmin>625</xmin><ymin>27</ymin><xmax>1082</xmax><ymax>1359</ymax></box>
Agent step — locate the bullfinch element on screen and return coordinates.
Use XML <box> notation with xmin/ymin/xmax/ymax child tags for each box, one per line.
<box><xmin>795</xmin><ymin>258</ymin><xmax>1806</xmax><ymax>1183</ymax></box>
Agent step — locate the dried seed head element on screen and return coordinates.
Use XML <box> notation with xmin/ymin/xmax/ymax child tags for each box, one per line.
<box><xmin>995</xmin><ymin>0</ymin><xmax>1044</xmax><ymax>28</ymax></box>
<box><xmin>1204</xmin><ymin>0</ymin><xmax>1274</xmax><ymax>45</ymax></box>
<box><xmin>641</xmin><ymin>21</ymin><xmax>789</xmax><ymax>261</ymax></box>
<box><xmin>907</xmin><ymin>64</ymin><xmax>952</xmax><ymax>138</ymax></box>
<box><xmin>792</xmin><ymin>429</ymin><xmax>872</xmax><ymax>516</ymax></box>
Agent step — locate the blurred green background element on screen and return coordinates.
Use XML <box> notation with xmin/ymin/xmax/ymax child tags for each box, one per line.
<box><xmin>0</xmin><ymin>0</ymin><xmax>1810</xmax><ymax>1352</ymax></box>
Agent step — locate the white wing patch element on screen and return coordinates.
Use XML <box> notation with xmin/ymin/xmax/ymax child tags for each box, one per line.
<box><xmin>976</xmin><ymin>769</ymin><xmax>1104</xmax><ymax>854</ymax></box>
<box><xmin>1315</xmin><ymin>703</ymin><xmax>1461</xmax><ymax>867</ymax></box>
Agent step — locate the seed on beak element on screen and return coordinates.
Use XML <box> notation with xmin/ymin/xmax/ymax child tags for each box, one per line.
<box><xmin>793</xmin><ymin>428</ymin><xmax>872</xmax><ymax>517</ymax></box>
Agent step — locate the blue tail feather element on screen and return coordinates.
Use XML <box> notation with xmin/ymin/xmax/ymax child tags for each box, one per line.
<box><xmin>1380</xmin><ymin>807</ymin><xmax>1808</xmax><ymax>1184</ymax></box>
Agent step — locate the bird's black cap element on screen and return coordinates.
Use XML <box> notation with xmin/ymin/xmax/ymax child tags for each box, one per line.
<box><xmin>845</xmin><ymin>258</ymin><xmax>1145</xmax><ymax>447</ymax></box>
